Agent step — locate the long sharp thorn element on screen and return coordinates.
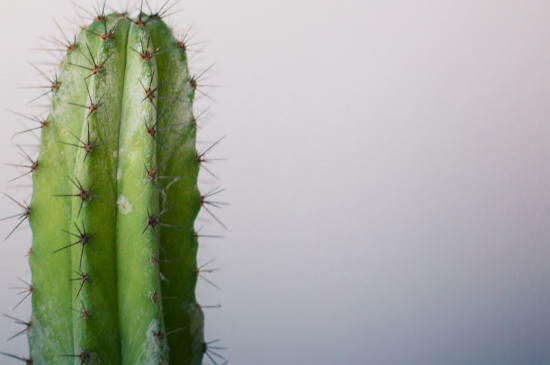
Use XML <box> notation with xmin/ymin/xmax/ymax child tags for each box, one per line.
<box><xmin>7</xmin><ymin>328</ymin><xmax>29</xmax><ymax>342</ymax></box>
<box><xmin>195</xmin><ymin>88</ymin><xmax>216</xmax><ymax>102</ymax></box>
<box><xmin>12</xmin><ymin>291</ymin><xmax>31</xmax><ymax>310</ymax></box>
<box><xmin>12</xmin><ymin>126</ymin><xmax>43</xmax><ymax>139</ymax></box>
<box><xmin>0</xmin><ymin>352</ymin><xmax>31</xmax><ymax>363</ymax></box>
<box><xmin>28</xmin><ymin>62</ymin><xmax>53</xmax><ymax>83</ymax></box>
<box><xmin>194</xmin><ymin>64</ymin><xmax>215</xmax><ymax>81</ymax></box>
<box><xmin>100</xmin><ymin>53</ymin><xmax>112</xmax><ymax>68</ymax></box>
<box><xmin>2</xmin><ymin>313</ymin><xmax>28</xmax><ymax>324</ymax></box>
<box><xmin>8</xmin><ymin>171</ymin><xmax>33</xmax><ymax>183</ymax></box>
<box><xmin>79</xmin><ymin>245</ymin><xmax>85</xmax><ymax>271</ymax></box>
<box><xmin>86</xmin><ymin>43</ymin><xmax>95</xmax><ymax>65</ymax></box>
<box><xmin>3</xmin><ymin>193</ymin><xmax>27</xmax><ymax>209</ymax></box>
<box><xmin>5</xmin><ymin>218</ymin><xmax>27</xmax><ymax>241</ymax></box>
<box><xmin>66</xmin><ymin>62</ymin><xmax>93</xmax><ymax>71</ymax></box>
<box><xmin>158</xmin><ymin>0</ymin><xmax>181</xmax><ymax>18</ymax></box>
<box><xmin>202</xmin><ymin>205</ymin><xmax>228</xmax><ymax>230</ymax></box>
<box><xmin>0</xmin><ymin>214</ymin><xmax>25</xmax><ymax>222</ymax></box>
<box><xmin>205</xmin><ymin>352</ymin><xmax>220</xmax><ymax>365</ymax></box>
<box><xmin>51</xmin><ymin>241</ymin><xmax>78</xmax><ymax>254</ymax></box>
<box><xmin>26</xmin><ymin>90</ymin><xmax>51</xmax><ymax>105</ymax></box>
<box><xmin>203</xmin><ymin>187</ymin><xmax>226</xmax><ymax>198</ymax></box>
<box><xmin>199</xmin><ymin>274</ymin><xmax>220</xmax><ymax>290</ymax></box>
<box><xmin>198</xmin><ymin>258</ymin><xmax>217</xmax><ymax>270</ymax></box>
<box><xmin>199</xmin><ymin>136</ymin><xmax>225</xmax><ymax>158</ymax></box>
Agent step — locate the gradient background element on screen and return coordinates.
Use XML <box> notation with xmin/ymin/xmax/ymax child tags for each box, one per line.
<box><xmin>1</xmin><ymin>0</ymin><xmax>549</xmax><ymax>364</ymax></box>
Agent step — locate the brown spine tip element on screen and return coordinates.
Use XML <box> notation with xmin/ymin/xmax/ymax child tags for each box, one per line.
<box><xmin>51</xmin><ymin>80</ymin><xmax>61</xmax><ymax>93</ymax></box>
<box><xmin>177</xmin><ymin>41</ymin><xmax>186</xmax><ymax>52</ymax></box>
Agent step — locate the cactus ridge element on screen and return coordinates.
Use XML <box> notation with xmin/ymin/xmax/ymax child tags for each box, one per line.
<box><xmin>2</xmin><ymin>2</ymin><xmax>225</xmax><ymax>364</ymax></box>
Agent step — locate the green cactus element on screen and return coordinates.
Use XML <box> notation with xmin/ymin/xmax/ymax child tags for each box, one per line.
<box><xmin>2</xmin><ymin>3</ymin><xmax>223</xmax><ymax>364</ymax></box>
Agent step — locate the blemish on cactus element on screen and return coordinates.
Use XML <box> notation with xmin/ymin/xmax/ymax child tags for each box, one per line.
<box><xmin>116</xmin><ymin>195</ymin><xmax>132</xmax><ymax>214</ymax></box>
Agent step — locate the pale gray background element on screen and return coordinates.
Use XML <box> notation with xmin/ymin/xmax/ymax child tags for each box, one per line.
<box><xmin>0</xmin><ymin>0</ymin><xmax>549</xmax><ymax>364</ymax></box>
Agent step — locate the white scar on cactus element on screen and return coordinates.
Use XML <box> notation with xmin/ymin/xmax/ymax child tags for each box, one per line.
<box><xmin>117</xmin><ymin>195</ymin><xmax>132</xmax><ymax>214</ymax></box>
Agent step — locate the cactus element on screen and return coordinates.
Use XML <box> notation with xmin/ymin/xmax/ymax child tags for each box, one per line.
<box><xmin>2</xmin><ymin>2</ymin><xmax>224</xmax><ymax>364</ymax></box>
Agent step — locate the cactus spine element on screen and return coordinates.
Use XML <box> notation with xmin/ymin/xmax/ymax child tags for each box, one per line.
<box><xmin>4</xmin><ymin>4</ymin><xmax>219</xmax><ymax>364</ymax></box>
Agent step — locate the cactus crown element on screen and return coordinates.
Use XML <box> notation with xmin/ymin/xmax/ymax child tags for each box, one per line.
<box><xmin>2</xmin><ymin>2</ymin><xmax>224</xmax><ymax>364</ymax></box>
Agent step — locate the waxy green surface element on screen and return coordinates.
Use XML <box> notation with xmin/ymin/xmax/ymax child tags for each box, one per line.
<box><xmin>27</xmin><ymin>13</ymin><xmax>204</xmax><ymax>365</ymax></box>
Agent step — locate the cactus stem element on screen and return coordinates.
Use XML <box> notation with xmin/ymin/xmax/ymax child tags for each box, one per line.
<box><xmin>16</xmin><ymin>10</ymin><xmax>213</xmax><ymax>363</ymax></box>
<box><xmin>0</xmin><ymin>352</ymin><xmax>33</xmax><ymax>364</ymax></box>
